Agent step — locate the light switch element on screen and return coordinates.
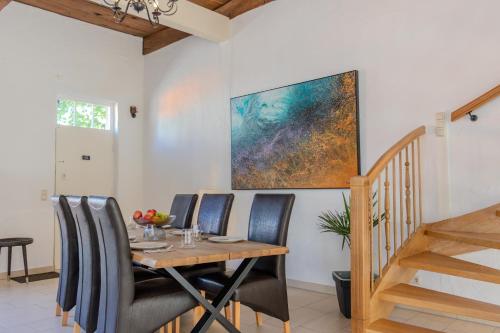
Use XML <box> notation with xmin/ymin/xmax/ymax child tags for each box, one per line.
<box><xmin>41</xmin><ymin>189</ymin><xmax>48</xmax><ymax>201</ymax></box>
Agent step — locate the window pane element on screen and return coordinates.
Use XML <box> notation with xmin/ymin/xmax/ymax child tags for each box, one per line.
<box><xmin>57</xmin><ymin>99</ymin><xmax>75</xmax><ymax>126</ymax></box>
<box><xmin>75</xmin><ymin>102</ymin><xmax>93</xmax><ymax>128</ymax></box>
<box><xmin>93</xmin><ymin>105</ymin><xmax>109</xmax><ymax>130</ymax></box>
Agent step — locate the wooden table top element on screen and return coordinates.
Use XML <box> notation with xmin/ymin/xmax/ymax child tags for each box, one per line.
<box><xmin>131</xmin><ymin>232</ymin><xmax>288</xmax><ymax>269</ymax></box>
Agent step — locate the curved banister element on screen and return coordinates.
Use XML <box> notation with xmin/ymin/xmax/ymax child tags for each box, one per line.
<box><xmin>451</xmin><ymin>85</ymin><xmax>500</xmax><ymax>122</ymax></box>
<box><xmin>367</xmin><ymin>126</ymin><xmax>426</xmax><ymax>183</ymax></box>
<box><xmin>351</xmin><ymin>125</ymin><xmax>427</xmax><ymax>333</ymax></box>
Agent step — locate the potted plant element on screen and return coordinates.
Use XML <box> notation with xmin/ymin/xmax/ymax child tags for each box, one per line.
<box><xmin>318</xmin><ymin>193</ymin><xmax>382</xmax><ymax>318</ymax></box>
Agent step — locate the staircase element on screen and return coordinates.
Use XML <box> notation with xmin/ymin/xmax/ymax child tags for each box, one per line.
<box><xmin>350</xmin><ymin>125</ymin><xmax>500</xmax><ymax>333</ymax></box>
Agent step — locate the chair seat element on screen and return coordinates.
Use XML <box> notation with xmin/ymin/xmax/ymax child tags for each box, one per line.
<box><xmin>197</xmin><ymin>270</ymin><xmax>282</xmax><ymax>301</ymax></box>
<box><xmin>133</xmin><ymin>266</ymin><xmax>161</xmax><ymax>282</ymax></box>
<box><xmin>0</xmin><ymin>238</ymin><xmax>33</xmax><ymax>247</ymax></box>
<box><xmin>130</xmin><ymin>278</ymin><xmax>197</xmax><ymax>333</ymax></box>
<box><xmin>175</xmin><ymin>262</ymin><xmax>224</xmax><ymax>279</ymax></box>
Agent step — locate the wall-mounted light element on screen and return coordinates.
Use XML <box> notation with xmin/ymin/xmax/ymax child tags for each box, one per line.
<box><xmin>130</xmin><ymin>106</ymin><xmax>138</xmax><ymax>118</ymax></box>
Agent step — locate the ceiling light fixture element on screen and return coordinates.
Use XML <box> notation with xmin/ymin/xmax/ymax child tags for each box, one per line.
<box><xmin>103</xmin><ymin>0</ymin><xmax>179</xmax><ymax>26</ymax></box>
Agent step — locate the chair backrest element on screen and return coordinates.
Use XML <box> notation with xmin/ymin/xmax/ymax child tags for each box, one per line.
<box><xmin>197</xmin><ymin>194</ymin><xmax>234</xmax><ymax>235</ymax></box>
<box><xmin>51</xmin><ymin>195</ymin><xmax>79</xmax><ymax>311</ymax></box>
<box><xmin>67</xmin><ymin>196</ymin><xmax>100</xmax><ymax>333</ymax></box>
<box><xmin>169</xmin><ymin>194</ymin><xmax>198</xmax><ymax>229</ymax></box>
<box><xmin>87</xmin><ymin>196</ymin><xmax>135</xmax><ymax>333</ymax></box>
<box><xmin>248</xmin><ymin>194</ymin><xmax>295</xmax><ymax>279</ymax></box>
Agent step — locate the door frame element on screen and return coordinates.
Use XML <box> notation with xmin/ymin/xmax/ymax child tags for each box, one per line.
<box><xmin>53</xmin><ymin>94</ymin><xmax>118</xmax><ymax>270</ymax></box>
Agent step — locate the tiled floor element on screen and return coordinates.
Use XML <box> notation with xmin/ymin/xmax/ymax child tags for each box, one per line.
<box><xmin>0</xmin><ymin>278</ymin><xmax>498</xmax><ymax>333</ymax></box>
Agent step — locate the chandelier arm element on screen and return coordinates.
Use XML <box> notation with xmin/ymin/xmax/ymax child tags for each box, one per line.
<box><xmin>143</xmin><ymin>5</ymin><xmax>157</xmax><ymax>27</ymax></box>
<box><xmin>116</xmin><ymin>1</ymin><xmax>131</xmax><ymax>23</ymax></box>
<box><xmin>155</xmin><ymin>0</ymin><xmax>178</xmax><ymax>14</ymax></box>
<box><xmin>102</xmin><ymin>0</ymin><xmax>117</xmax><ymax>7</ymax></box>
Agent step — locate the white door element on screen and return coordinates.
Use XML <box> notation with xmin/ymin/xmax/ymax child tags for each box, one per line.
<box><xmin>54</xmin><ymin>126</ymin><xmax>115</xmax><ymax>268</ymax></box>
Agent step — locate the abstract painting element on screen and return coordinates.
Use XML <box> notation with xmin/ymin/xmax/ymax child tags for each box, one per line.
<box><xmin>231</xmin><ymin>70</ymin><xmax>359</xmax><ymax>189</ymax></box>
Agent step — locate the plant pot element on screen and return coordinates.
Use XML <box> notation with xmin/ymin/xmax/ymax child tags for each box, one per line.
<box><xmin>332</xmin><ymin>271</ymin><xmax>351</xmax><ymax>319</ymax></box>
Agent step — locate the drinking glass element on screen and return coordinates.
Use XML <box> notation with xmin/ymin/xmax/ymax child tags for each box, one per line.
<box><xmin>193</xmin><ymin>224</ymin><xmax>202</xmax><ymax>241</ymax></box>
<box><xmin>181</xmin><ymin>229</ymin><xmax>195</xmax><ymax>248</ymax></box>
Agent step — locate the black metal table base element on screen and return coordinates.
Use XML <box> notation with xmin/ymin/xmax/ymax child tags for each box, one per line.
<box><xmin>165</xmin><ymin>257</ymin><xmax>258</xmax><ymax>333</ymax></box>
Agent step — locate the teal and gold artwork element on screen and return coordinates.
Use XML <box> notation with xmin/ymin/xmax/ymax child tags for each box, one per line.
<box><xmin>231</xmin><ymin>71</ymin><xmax>360</xmax><ymax>189</ymax></box>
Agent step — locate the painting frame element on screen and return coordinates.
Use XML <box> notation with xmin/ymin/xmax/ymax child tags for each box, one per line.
<box><xmin>230</xmin><ymin>70</ymin><xmax>361</xmax><ymax>190</ymax></box>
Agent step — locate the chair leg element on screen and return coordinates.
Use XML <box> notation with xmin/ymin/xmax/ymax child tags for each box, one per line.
<box><xmin>55</xmin><ymin>304</ymin><xmax>62</xmax><ymax>316</ymax></box>
<box><xmin>73</xmin><ymin>323</ymin><xmax>81</xmax><ymax>333</ymax></box>
<box><xmin>256</xmin><ymin>312</ymin><xmax>263</xmax><ymax>326</ymax></box>
<box><xmin>225</xmin><ymin>303</ymin><xmax>232</xmax><ymax>323</ymax></box>
<box><xmin>7</xmin><ymin>246</ymin><xmax>12</xmax><ymax>280</ymax></box>
<box><xmin>22</xmin><ymin>245</ymin><xmax>29</xmax><ymax>283</ymax></box>
<box><xmin>175</xmin><ymin>317</ymin><xmax>180</xmax><ymax>333</ymax></box>
<box><xmin>62</xmin><ymin>311</ymin><xmax>69</xmax><ymax>326</ymax></box>
<box><xmin>233</xmin><ymin>301</ymin><xmax>240</xmax><ymax>330</ymax></box>
<box><xmin>283</xmin><ymin>321</ymin><xmax>291</xmax><ymax>333</ymax></box>
<box><xmin>193</xmin><ymin>290</ymin><xmax>206</xmax><ymax>325</ymax></box>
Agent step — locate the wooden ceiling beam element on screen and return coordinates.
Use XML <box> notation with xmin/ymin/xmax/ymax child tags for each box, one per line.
<box><xmin>143</xmin><ymin>0</ymin><xmax>273</xmax><ymax>55</ymax></box>
<box><xmin>216</xmin><ymin>0</ymin><xmax>273</xmax><ymax>19</ymax></box>
<box><xmin>0</xmin><ymin>0</ymin><xmax>12</xmax><ymax>12</ymax></box>
<box><xmin>14</xmin><ymin>0</ymin><xmax>161</xmax><ymax>37</ymax></box>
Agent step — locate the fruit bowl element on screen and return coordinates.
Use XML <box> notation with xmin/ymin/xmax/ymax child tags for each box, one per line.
<box><xmin>134</xmin><ymin>215</ymin><xmax>176</xmax><ymax>228</ymax></box>
<box><xmin>132</xmin><ymin>209</ymin><xmax>176</xmax><ymax>228</ymax></box>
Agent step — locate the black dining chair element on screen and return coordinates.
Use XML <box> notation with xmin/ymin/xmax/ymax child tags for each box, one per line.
<box><xmin>87</xmin><ymin>196</ymin><xmax>197</xmax><ymax>333</ymax></box>
<box><xmin>196</xmin><ymin>193</ymin><xmax>295</xmax><ymax>333</ymax></box>
<box><xmin>67</xmin><ymin>196</ymin><xmax>161</xmax><ymax>333</ymax></box>
<box><xmin>52</xmin><ymin>195</ymin><xmax>79</xmax><ymax>327</ymax></box>
<box><xmin>169</xmin><ymin>194</ymin><xmax>198</xmax><ymax>229</ymax></box>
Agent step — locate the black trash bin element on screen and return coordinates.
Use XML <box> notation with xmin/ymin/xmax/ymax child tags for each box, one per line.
<box><xmin>332</xmin><ymin>271</ymin><xmax>351</xmax><ymax>318</ymax></box>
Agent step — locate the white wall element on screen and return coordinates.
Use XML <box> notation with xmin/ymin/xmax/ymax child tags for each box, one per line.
<box><xmin>143</xmin><ymin>0</ymin><xmax>500</xmax><ymax>288</ymax></box>
<box><xmin>0</xmin><ymin>3</ymin><xmax>144</xmax><ymax>273</ymax></box>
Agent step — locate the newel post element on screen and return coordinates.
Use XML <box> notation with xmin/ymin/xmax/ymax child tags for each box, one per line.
<box><xmin>350</xmin><ymin>176</ymin><xmax>372</xmax><ymax>333</ymax></box>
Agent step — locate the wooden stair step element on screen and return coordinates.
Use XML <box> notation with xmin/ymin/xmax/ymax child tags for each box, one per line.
<box><xmin>379</xmin><ymin>284</ymin><xmax>500</xmax><ymax>323</ymax></box>
<box><xmin>400</xmin><ymin>251</ymin><xmax>500</xmax><ymax>284</ymax></box>
<box><xmin>367</xmin><ymin>319</ymin><xmax>441</xmax><ymax>333</ymax></box>
<box><xmin>425</xmin><ymin>230</ymin><xmax>500</xmax><ymax>249</ymax></box>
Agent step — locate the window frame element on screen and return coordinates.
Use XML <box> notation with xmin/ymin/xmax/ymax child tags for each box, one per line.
<box><xmin>56</xmin><ymin>95</ymin><xmax>116</xmax><ymax>131</ymax></box>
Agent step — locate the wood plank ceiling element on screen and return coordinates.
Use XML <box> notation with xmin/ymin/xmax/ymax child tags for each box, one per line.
<box><xmin>8</xmin><ymin>0</ymin><xmax>273</xmax><ymax>55</ymax></box>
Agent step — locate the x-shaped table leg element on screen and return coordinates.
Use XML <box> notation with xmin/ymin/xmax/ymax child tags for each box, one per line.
<box><xmin>165</xmin><ymin>257</ymin><xmax>258</xmax><ymax>333</ymax></box>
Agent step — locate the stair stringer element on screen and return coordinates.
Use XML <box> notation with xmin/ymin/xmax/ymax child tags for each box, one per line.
<box><xmin>426</xmin><ymin>203</ymin><xmax>500</xmax><ymax>256</ymax></box>
<box><xmin>367</xmin><ymin>227</ymin><xmax>431</xmax><ymax>323</ymax></box>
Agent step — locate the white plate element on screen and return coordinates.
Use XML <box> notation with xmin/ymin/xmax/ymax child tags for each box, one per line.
<box><xmin>130</xmin><ymin>242</ymin><xmax>168</xmax><ymax>250</ymax></box>
<box><xmin>208</xmin><ymin>236</ymin><xmax>244</xmax><ymax>243</ymax></box>
<box><xmin>170</xmin><ymin>230</ymin><xmax>184</xmax><ymax>236</ymax></box>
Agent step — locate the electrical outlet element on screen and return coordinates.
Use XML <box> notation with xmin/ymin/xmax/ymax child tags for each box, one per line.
<box><xmin>41</xmin><ymin>189</ymin><xmax>48</xmax><ymax>201</ymax></box>
<box><xmin>413</xmin><ymin>276</ymin><xmax>420</xmax><ymax>285</ymax></box>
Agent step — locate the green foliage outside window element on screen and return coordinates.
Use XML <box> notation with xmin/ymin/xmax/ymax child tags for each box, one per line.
<box><xmin>57</xmin><ymin>99</ymin><xmax>111</xmax><ymax>130</ymax></box>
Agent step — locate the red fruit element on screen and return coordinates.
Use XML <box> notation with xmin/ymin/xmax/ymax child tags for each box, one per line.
<box><xmin>133</xmin><ymin>210</ymin><xmax>143</xmax><ymax>220</ymax></box>
<box><xmin>146</xmin><ymin>209</ymin><xmax>157</xmax><ymax>216</ymax></box>
<box><xmin>143</xmin><ymin>213</ymin><xmax>153</xmax><ymax>221</ymax></box>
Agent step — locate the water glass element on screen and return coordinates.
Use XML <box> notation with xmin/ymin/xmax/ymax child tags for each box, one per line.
<box><xmin>181</xmin><ymin>229</ymin><xmax>195</xmax><ymax>248</ymax></box>
<box><xmin>193</xmin><ymin>224</ymin><xmax>202</xmax><ymax>241</ymax></box>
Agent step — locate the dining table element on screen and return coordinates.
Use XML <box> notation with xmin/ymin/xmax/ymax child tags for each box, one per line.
<box><xmin>129</xmin><ymin>228</ymin><xmax>289</xmax><ymax>333</ymax></box>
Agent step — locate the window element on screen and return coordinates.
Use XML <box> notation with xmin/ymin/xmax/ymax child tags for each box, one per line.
<box><xmin>57</xmin><ymin>98</ymin><xmax>112</xmax><ymax>130</ymax></box>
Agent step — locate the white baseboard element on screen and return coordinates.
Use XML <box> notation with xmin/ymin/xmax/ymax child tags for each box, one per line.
<box><xmin>0</xmin><ymin>266</ymin><xmax>54</xmax><ymax>280</ymax></box>
<box><xmin>287</xmin><ymin>279</ymin><xmax>335</xmax><ymax>295</ymax></box>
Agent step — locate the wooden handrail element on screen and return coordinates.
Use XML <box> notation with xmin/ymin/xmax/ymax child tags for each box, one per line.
<box><xmin>366</xmin><ymin>126</ymin><xmax>426</xmax><ymax>183</ymax></box>
<box><xmin>451</xmin><ymin>85</ymin><xmax>500</xmax><ymax>122</ymax></box>
<box><xmin>351</xmin><ymin>126</ymin><xmax>427</xmax><ymax>333</ymax></box>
